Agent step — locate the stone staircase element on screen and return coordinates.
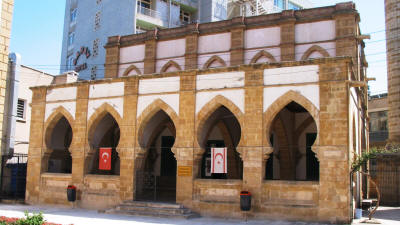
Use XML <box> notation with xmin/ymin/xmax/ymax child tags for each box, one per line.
<box><xmin>104</xmin><ymin>201</ymin><xmax>200</xmax><ymax>219</ymax></box>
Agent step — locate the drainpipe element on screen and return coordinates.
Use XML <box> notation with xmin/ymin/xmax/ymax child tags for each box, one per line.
<box><xmin>133</xmin><ymin>0</ymin><xmax>137</xmax><ymax>33</ymax></box>
<box><xmin>1</xmin><ymin>53</ymin><xmax>20</xmax><ymax>157</ymax></box>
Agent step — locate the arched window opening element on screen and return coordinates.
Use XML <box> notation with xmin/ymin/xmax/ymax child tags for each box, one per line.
<box><xmin>47</xmin><ymin>116</ymin><xmax>72</xmax><ymax>173</ymax></box>
<box><xmin>198</xmin><ymin>106</ymin><xmax>242</xmax><ymax>179</ymax></box>
<box><xmin>88</xmin><ymin>113</ymin><xmax>120</xmax><ymax>175</ymax></box>
<box><xmin>136</xmin><ymin>110</ymin><xmax>176</xmax><ymax>202</ymax></box>
<box><xmin>265</xmin><ymin>101</ymin><xmax>319</xmax><ymax>181</ymax></box>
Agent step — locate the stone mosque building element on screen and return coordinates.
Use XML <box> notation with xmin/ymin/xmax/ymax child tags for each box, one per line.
<box><xmin>25</xmin><ymin>2</ymin><xmax>368</xmax><ymax>223</ymax></box>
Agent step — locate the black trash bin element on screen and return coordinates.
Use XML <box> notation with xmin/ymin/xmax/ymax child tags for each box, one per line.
<box><xmin>240</xmin><ymin>191</ymin><xmax>251</xmax><ymax>211</ymax></box>
<box><xmin>67</xmin><ymin>185</ymin><xmax>76</xmax><ymax>202</ymax></box>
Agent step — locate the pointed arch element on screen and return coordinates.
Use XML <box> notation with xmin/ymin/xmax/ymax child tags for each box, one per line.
<box><xmin>122</xmin><ymin>64</ymin><xmax>142</xmax><ymax>76</ymax></box>
<box><xmin>196</xmin><ymin>95</ymin><xmax>244</xmax><ymax>148</ymax></box>
<box><xmin>44</xmin><ymin>106</ymin><xmax>75</xmax><ymax>150</ymax></box>
<box><xmin>263</xmin><ymin>90</ymin><xmax>319</xmax><ymax>148</ymax></box>
<box><xmin>203</xmin><ymin>55</ymin><xmax>227</xmax><ymax>69</ymax></box>
<box><xmin>250</xmin><ymin>50</ymin><xmax>277</xmax><ymax>64</ymax></box>
<box><xmin>137</xmin><ymin>99</ymin><xmax>179</xmax><ymax>148</ymax></box>
<box><xmin>87</xmin><ymin>103</ymin><xmax>123</xmax><ymax>148</ymax></box>
<box><xmin>160</xmin><ymin>60</ymin><xmax>182</xmax><ymax>73</ymax></box>
<box><xmin>301</xmin><ymin>45</ymin><xmax>330</xmax><ymax>61</ymax></box>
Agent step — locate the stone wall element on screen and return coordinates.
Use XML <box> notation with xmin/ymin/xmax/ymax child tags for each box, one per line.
<box><xmin>25</xmin><ymin>58</ymin><xmax>366</xmax><ymax>223</ymax></box>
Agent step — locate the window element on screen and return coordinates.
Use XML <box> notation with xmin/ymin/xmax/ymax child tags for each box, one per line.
<box><xmin>288</xmin><ymin>1</ymin><xmax>302</xmax><ymax>10</ymax></box>
<box><xmin>70</xmin><ymin>8</ymin><xmax>77</xmax><ymax>23</ymax></box>
<box><xmin>17</xmin><ymin>99</ymin><xmax>26</xmax><ymax>120</ymax></box>
<box><xmin>94</xmin><ymin>12</ymin><xmax>101</xmax><ymax>30</ymax></box>
<box><xmin>92</xmin><ymin>39</ymin><xmax>99</xmax><ymax>57</ymax></box>
<box><xmin>91</xmin><ymin>66</ymin><xmax>97</xmax><ymax>80</ymax></box>
<box><xmin>180</xmin><ymin>10</ymin><xmax>191</xmax><ymax>23</ymax></box>
<box><xmin>274</xmin><ymin>0</ymin><xmax>285</xmax><ymax>9</ymax></box>
<box><xmin>67</xmin><ymin>56</ymin><xmax>74</xmax><ymax>70</ymax></box>
<box><xmin>137</xmin><ymin>0</ymin><xmax>150</xmax><ymax>9</ymax></box>
<box><xmin>68</xmin><ymin>32</ymin><xmax>75</xmax><ymax>46</ymax></box>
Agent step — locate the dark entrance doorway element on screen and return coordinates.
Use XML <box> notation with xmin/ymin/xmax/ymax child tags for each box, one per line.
<box><xmin>136</xmin><ymin>110</ymin><xmax>177</xmax><ymax>202</ymax></box>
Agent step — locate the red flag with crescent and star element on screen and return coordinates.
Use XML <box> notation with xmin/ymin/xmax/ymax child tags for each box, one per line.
<box><xmin>99</xmin><ymin>147</ymin><xmax>112</xmax><ymax>170</ymax></box>
<box><xmin>211</xmin><ymin>147</ymin><xmax>227</xmax><ymax>174</ymax></box>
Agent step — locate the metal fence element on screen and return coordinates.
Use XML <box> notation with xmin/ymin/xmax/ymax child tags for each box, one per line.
<box><xmin>369</xmin><ymin>156</ymin><xmax>400</xmax><ymax>206</ymax></box>
<box><xmin>0</xmin><ymin>153</ymin><xmax>27</xmax><ymax>200</ymax></box>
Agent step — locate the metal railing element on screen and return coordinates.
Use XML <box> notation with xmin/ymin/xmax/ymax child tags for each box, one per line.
<box><xmin>136</xmin><ymin>6</ymin><xmax>162</xmax><ymax>20</ymax></box>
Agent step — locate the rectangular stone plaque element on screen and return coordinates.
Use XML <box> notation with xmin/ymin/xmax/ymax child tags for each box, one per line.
<box><xmin>177</xmin><ymin>166</ymin><xmax>192</xmax><ymax>177</ymax></box>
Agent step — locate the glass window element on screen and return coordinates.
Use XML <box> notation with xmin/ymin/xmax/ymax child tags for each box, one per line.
<box><xmin>288</xmin><ymin>1</ymin><xmax>302</xmax><ymax>10</ymax></box>
<box><xmin>274</xmin><ymin>0</ymin><xmax>285</xmax><ymax>9</ymax></box>
<box><xmin>67</xmin><ymin>56</ymin><xmax>74</xmax><ymax>70</ymax></box>
<box><xmin>92</xmin><ymin>39</ymin><xmax>99</xmax><ymax>57</ymax></box>
<box><xmin>70</xmin><ymin>9</ymin><xmax>77</xmax><ymax>23</ymax></box>
<box><xmin>94</xmin><ymin>12</ymin><xmax>101</xmax><ymax>30</ymax></box>
<box><xmin>68</xmin><ymin>32</ymin><xmax>75</xmax><ymax>46</ymax></box>
<box><xmin>180</xmin><ymin>10</ymin><xmax>191</xmax><ymax>23</ymax></box>
<box><xmin>17</xmin><ymin>99</ymin><xmax>26</xmax><ymax>120</ymax></box>
<box><xmin>91</xmin><ymin>66</ymin><xmax>97</xmax><ymax>80</ymax></box>
<box><xmin>137</xmin><ymin>0</ymin><xmax>151</xmax><ymax>9</ymax></box>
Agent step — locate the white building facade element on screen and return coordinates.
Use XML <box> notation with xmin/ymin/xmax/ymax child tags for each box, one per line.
<box><xmin>60</xmin><ymin>0</ymin><xmax>312</xmax><ymax>81</ymax></box>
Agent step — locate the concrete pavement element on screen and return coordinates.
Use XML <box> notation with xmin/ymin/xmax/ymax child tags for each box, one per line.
<box><xmin>0</xmin><ymin>203</ymin><xmax>399</xmax><ymax>225</ymax></box>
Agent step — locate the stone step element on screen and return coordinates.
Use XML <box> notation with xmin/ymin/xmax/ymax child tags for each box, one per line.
<box><xmin>121</xmin><ymin>201</ymin><xmax>183</xmax><ymax>209</ymax></box>
<box><xmin>117</xmin><ymin>205</ymin><xmax>191</xmax><ymax>215</ymax></box>
<box><xmin>104</xmin><ymin>201</ymin><xmax>200</xmax><ymax>219</ymax></box>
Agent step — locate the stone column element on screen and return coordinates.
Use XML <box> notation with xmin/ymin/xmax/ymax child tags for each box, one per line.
<box><xmin>185</xmin><ymin>24</ymin><xmax>199</xmax><ymax>70</ymax></box>
<box><xmin>104</xmin><ymin>36</ymin><xmax>120</xmax><ymax>79</ymax></box>
<box><xmin>385</xmin><ymin>0</ymin><xmax>400</xmax><ymax>143</ymax></box>
<box><xmin>70</xmin><ymin>83</ymin><xmax>89</xmax><ymax>204</ymax></box>
<box><xmin>175</xmin><ymin>72</ymin><xmax>196</xmax><ymax>205</ymax></box>
<box><xmin>317</xmin><ymin>62</ymin><xmax>352</xmax><ymax>223</ymax></box>
<box><xmin>25</xmin><ymin>88</ymin><xmax>46</xmax><ymax>204</ymax></box>
<box><xmin>118</xmin><ymin>78</ymin><xmax>138</xmax><ymax>201</ymax></box>
<box><xmin>280</xmin><ymin>10</ymin><xmax>296</xmax><ymax>61</ymax></box>
<box><xmin>240</xmin><ymin>69</ymin><xmax>264</xmax><ymax>207</ymax></box>
<box><xmin>144</xmin><ymin>30</ymin><xmax>157</xmax><ymax>74</ymax></box>
<box><xmin>230</xmin><ymin>17</ymin><xmax>245</xmax><ymax>66</ymax></box>
<box><xmin>334</xmin><ymin>3</ymin><xmax>358</xmax><ymax>59</ymax></box>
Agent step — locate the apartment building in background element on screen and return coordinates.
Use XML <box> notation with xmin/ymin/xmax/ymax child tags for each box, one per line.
<box><xmin>60</xmin><ymin>0</ymin><xmax>312</xmax><ymax>80</ymax></box>
<box><xmin>368</xmin><ymin>93</ymin><xmax>388</xmax><ymax>147</ymax></box>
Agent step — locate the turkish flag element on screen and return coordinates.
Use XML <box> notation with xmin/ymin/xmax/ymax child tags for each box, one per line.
<box><xmin>99</xmin><ymin>148</ymin><xmax>112</xmax><ymax>170</ymax></box>
<box><xmin>211</xmin><ymin>147</ymin><xmax>227</xmax><ymax>174</ymax></box>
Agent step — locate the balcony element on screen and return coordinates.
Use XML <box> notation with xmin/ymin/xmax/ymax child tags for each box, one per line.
<box><xmin>172</xmin><ymin>0</ymin><xmax>198</xmax><ymax>9</ymax></box>
<box><xmin>136</xmin><ymin>6</ymin><xmax>167</xmax><ymax>28</ymax></box>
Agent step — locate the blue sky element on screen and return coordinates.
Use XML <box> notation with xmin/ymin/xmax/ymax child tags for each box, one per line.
<box><xmin>9</xmin><ymin>0</ymin><xmax>387</xmax><ymax>94</ymax></box>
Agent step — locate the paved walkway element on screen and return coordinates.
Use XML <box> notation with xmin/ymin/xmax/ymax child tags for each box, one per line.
<box><xmin>353</xmin><ymin>207</ymin><xmax>400</xmax><ymax>225</ymax></box>
<box><xmin>0</xmin><ymin>203</ymin><xmax>399</xmax><ymax>225</ymax></box>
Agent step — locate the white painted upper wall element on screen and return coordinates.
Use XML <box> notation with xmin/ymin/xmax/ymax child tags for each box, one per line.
<box><xmin>45</xmin><ymin>102</ymin><xmax>76</xmax><ymax>121</ymax></box>
<box><xmin>87</xmin><ymin>97</ymin><xmax>124</xmax><ymax>120</ymax></box>
<box><xmin>156</xmin><ymin>57</ymin><xmax>185</xmax><ymax>73</ymax></box>
<box><xmin>196</xmin><ymin>72</ymin><xmax>245</xmax><ymax>90</ymax></box>
<box><xmin>264</xmin><ymin>65</ymin><xmax>319</xmax><ymax>85</ymax></box>
<box><xmin>295</xmin><ymin>42</ymin><xmax>336</xmax><ymax>61</ymax></box>
<box><xmin>198</xmin><ymin>53</ymin><xmax>230</xmax><ymax>69</ymax></box>
<box><xmin>263</xmin><ymin>85</ymin><xmax>320</xmax><ymax>112</ymax></box>
<box><xmin>119</xmin><ymin>44</ymin><xmax>145</xmax><ymax>63</ymax></box>
<box><xmin>198</xmin><ymin>33</ymin><xmax>231</xmax><ymax>53</ymax></box>
<box><xmin>156</xmin><ymin>39</ymin><xmax>186</xmax><ymax>59</ymax></box>
<box><xmin>295</xmin><ymin>20</ymin><xmax>336</xmax><ymax>43</ymax></box>
<box><xmin>196</xmin><ymin>89</ymin><xmax>245</xmax><ymax>114</ymax></box>
<box><xmin>118</xmin><ymin>62</ymin><xmax>144</xmax><ymax>77</ymax></box>
<box><xmin>46</xmin><ymin>87</ymin><xmax>77</xmax><ymax>102</ymax></box>
<box><xmin>89</xmin><ymin>82</ymin><xmax>125</xmax><ymax>98</ymax></box>
<box><xmin>244</xmin><ymin>47</ymin><xmax>280</xmax><ymax>64</ymax></box>
<box><xmin>245</xmin><ymin>27</ymin><xmax>281</xmax><ymax>49</ymax></box>
<box><xmin>137</xmin><ymin>94</ymin><xmax>180</xmax><ymax>118</ymax></box>
<box><xmin>139</xmin><ymin>77</ymin><xmax>180</xmax><ymax>94</ymax></box>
